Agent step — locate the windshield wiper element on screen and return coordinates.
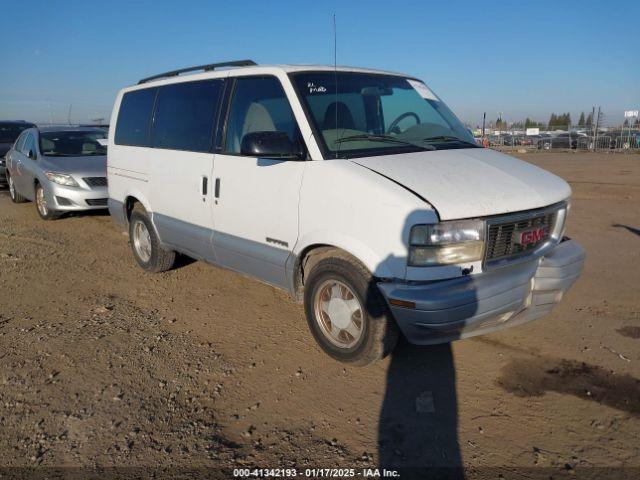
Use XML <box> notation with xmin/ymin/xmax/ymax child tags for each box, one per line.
<box><xmin>335</xmin><ymin>134</ymin><xmax>435</xmax><ymax>150</ymax></box>
<box><xmin>421</xmin><ymin>136</ymin><xmax>479</xmax><ymax>148</ymax></box>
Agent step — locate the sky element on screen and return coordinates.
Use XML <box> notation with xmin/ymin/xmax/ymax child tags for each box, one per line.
<box><xmin>0</xmin><ymin>0</ymin><xmax>638</xmax><ymax>126</ymax></box>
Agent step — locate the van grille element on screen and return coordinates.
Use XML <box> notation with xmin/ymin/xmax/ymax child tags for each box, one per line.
<box><xmin>484</xmin><ymin>209</ymin><xmax>558</xmax><ymax>264</ymax></box>
<box><xmin>84</xmin><ymin>177</ymin><xmax>108</xmax><ymax>188</ymax></box>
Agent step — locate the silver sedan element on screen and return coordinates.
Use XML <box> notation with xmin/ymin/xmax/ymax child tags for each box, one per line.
<box><xmin>5</xmin><ymin>127</ymin><xmax>108</xmax><ymax>220</ymax></box>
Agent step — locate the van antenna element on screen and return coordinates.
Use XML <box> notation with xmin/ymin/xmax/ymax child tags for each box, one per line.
<box><xmin>333</xmin><ymin>13</ymin><xmax>339</xmax><ymax>159</ymax></box>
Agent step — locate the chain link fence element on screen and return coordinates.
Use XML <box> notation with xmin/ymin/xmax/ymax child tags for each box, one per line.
<box><xmin>477</xmin><ymin>125</ymin><xmax>640</xmax><ymax>153</ymax></box>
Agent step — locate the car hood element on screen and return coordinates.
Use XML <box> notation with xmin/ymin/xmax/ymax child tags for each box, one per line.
<box><xmin>41</xmin><ymin>154</ymin><xmax>107</xmax><ymax>176</ymax></box>
<box><xmin>351</xmin><ymin>148</ymin><xmax>571</xmax><ymax>220</ymax></box>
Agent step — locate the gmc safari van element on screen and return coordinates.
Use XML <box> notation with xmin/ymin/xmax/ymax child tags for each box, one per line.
<box><xmin>107</xmin><ymin>60</ymin><xmax>585</xmax><ymax>365</ymax></box>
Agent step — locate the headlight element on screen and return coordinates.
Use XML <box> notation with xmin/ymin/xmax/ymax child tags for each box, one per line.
<box><xmin>44</xmin><ymin>171</ymin><xmax>79</xmax><ymax>187</ymax></box>
<box><xmin>551</xmin><ymin>201</ymin><xmax>570</xmax><ymax>240</ymax></box>
<box><xmin>409</xmin><ymin>219</ymin><xmax>485</xmax><ymax>266</ymax></box>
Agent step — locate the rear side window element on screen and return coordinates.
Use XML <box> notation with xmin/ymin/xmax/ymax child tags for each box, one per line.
<box><xmin>115</xmin><ymin>88</ymin><xmax>157</xmax><ymax>146</ymax></box>
<box><xmin>14</xmin><ymin>132</ymin><xmax>28</xmax><ymax>152</ymax></box>
<box><xmin>23</xmin><ymin>133</ymin><xmax>37</xmax><ymax>156</ymax></box>
<box><xmin>151</xmin><ymin>79</ymin><xmax>223</xmax><ymax>152</ymax></box>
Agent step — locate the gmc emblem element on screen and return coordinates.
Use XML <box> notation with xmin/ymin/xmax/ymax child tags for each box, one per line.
<box><xmin>516</xmin><ymin>227</ymin><xmax>548</xmax><ymax>246</ymax></box>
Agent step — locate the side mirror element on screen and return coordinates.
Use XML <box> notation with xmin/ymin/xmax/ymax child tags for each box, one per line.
<box><xmin>27</xmin><ymin>149</ymin><xmax>37</xmax><ymax>160</ymax></box>
<box><xmin>241</xmin><ymin>131</ymin><xmax>303</xmax><ymax>159</ymax></box>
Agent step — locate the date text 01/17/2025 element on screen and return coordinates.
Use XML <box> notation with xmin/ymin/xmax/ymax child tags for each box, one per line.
<box><xmin>232</xmin><ymin>468</ymin><xmax>400</xmax><ymax>478</ymax></box>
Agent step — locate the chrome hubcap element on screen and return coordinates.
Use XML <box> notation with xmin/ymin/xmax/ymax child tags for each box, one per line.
<box><xmin>36</xmin><ymin>187</ymin><xmax>48</xmax><ymax>216</ymax></box>
<box><xmin>9</xmin><ymin>176</ymin><xmax>15</xmax><ymax>199</ymax></box>
<box><xmin>314</xmin><ymin>280</ymin><xmax>364</xmax><ymax>348</ymax></box>
<box><xmin>132</xmin><ymin>220</ymin><xmax>152</xmax><ymax>263</ymax></box>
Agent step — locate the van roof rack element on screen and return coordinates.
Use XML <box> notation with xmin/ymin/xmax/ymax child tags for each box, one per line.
<box><xmin>138</xmin><ymin>60</ymin><xmax>257</xmax><ymax>84</ymax></box>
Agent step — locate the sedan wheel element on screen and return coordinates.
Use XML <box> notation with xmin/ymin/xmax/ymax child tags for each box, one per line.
<box><xmin>8</xmin><ymin>175</ymin><xmax>26</xmax><ymax>203</ymax></box>
<box><xmin>35</xmin><ymin>184</ymin><xmax>58</xmax><ymax>220</ymax></box>
<box><xmin>36</xmin><ymin>186</ymin><xmax>48</xmax><ymax>216</ymax></box>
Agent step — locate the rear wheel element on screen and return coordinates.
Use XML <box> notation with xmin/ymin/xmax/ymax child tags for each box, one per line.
<box><xmin>35</xmin><ymin>183</ymin><xmax>58</xmax><ymax>220</ymax></box>
<box><xmin>8</xmin><ymin>174</ymin><xmax>26</xmax><ymax>203</ymax></box>
<box><xmin>129</xmin><ymin>204</ymin><xmax>175</xmax><ymax>273</ymax></box>
<box><xmin>303</xmin><ymin>253</ymin><xmax>399</xmax><ymax>366</ymax></box>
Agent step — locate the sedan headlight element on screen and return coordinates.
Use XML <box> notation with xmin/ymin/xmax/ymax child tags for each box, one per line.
<box><xmin>44</xmin><ymin>171</ymin><xmax>79</xmax><ymax>187</ymax></box>
<box><xmin>409</xmin><ymin>219</ymin><xmax>485</xmax><ymax>266</ymax></box>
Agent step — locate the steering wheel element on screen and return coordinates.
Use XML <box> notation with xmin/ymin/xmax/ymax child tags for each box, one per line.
<box><xmin>387</xmin><ymin>112</ymin><xmax>420</xmax><ymax>134</ymax></box>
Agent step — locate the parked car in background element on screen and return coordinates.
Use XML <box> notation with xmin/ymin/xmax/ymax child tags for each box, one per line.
<box><xmin>550</xmin><ymin>132</ymin><xmax>584</xmax><ymax>149</ymax></box>
<box><xmin>0</xmin><ymin>120</ymin><xmax>36</xmax><ymax>187</ymax></box>
<box><xmin>534</xmin><ymin>133</ymin><xmax>552</xmax><ymax>150</ymax></box>
<box><xmin>5</xmin><ymin>126</ymin><xmax>108</xmax><ymax>220</ymax></box>
<box><xmin>108</xmin><ymin>60</ymin><xmax>584</xmax><ymax>365</ymax></box>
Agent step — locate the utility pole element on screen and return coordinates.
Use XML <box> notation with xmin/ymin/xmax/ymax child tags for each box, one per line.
<box><xmin>482</xmin><ymin>112</ymin><xmax>486</xmax><ymax>138</ymax></box>
<box><xmin>593</xmin><ymin>106</ymin><xmax>601</xmax><ymax>150</ymax></box>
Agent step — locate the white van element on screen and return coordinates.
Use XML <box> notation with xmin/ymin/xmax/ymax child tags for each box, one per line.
<box><xmin>107</xmin><ymin>60</ymin><xmax>585</xmax><ymax>365</ymax></box>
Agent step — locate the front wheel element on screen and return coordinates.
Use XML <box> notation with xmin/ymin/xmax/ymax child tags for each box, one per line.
<box><xmin>128</xmin><ymin>204</ymin><xmax>175</xmax><ymax>273</ymax></box>
<box><xmin>303</xmin><ymin>254</ymin><xmax>399</xmax><ymax>366</ymax></box>
<box><xmin>8</xmin><ymin>174</ymin><xmax>27</xmax><ymax>203</ymax></box>
<box><xmin>35</xmin><ymin>183</ymin><xmax>58</xmax><ymax>220</ymax></box>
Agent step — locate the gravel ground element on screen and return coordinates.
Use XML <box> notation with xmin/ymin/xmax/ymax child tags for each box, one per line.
<box><xmin>0</xmin><ymin>152</ymin><xmax>638</xmax><ymax>479</ymax></box>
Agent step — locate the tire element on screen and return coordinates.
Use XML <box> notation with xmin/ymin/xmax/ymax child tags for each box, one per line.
<box><xmin>35</xmin><ymin>183</ymin><xmax>59</xmax><ymax>220</ymax></box>
<box><xmin>7</xmin><ymin>173</ymin><xmax>27</xmax><ymax>203</ymax></box>
<box><xmin>128</xmin><ymin>204</ymin><xmax>175</xmax><ymax>273</ymax></box>
<box><xmin>303</xmin><ymin>254</ymin><xmax>399</xmax><ymax>366</ymax></box>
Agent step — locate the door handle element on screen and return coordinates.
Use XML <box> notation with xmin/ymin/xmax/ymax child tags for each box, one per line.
<box><xmin>214</xmin><ymin>178</ymin><xmax>220</xmax><ymax>198</ymax></box>
<box><xmin>201</xmin><ymin>176</ymin><xmax>208</xmax><ymax>196</ymax></box>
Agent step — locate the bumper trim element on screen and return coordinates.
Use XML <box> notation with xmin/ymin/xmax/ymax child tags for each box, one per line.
<box><xmin>379</xmin><ymin>239</ymin><xmax>585</xmax><ymax>345</ymax></box>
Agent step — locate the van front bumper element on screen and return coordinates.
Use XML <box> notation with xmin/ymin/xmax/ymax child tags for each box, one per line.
<box><xmin>378</xmin><ymin>239</ymin><xmax>585</xmax><ymax>345</ymax></box>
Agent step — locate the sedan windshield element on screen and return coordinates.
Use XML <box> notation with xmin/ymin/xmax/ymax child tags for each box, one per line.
<box><xmin>291</xmin><ymin>72</ymin><xmax>477</xmax><ymax>158</ymax></box>
<box><xmin>39</xmin><ymin>130</ymin><xmax>107</xmax><ymax>156</ymax></box>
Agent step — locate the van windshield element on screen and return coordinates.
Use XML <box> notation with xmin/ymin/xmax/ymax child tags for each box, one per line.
<box><xmin>291</xmin><ymin>71</ymin><xmax>477</xmax><ymax>159</ymax></box>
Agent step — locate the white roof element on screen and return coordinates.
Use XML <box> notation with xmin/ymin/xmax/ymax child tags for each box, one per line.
<box><xmin>125</xmin><ymin>64</ymin><xmax>414</xmax><ymax>91</ymax></box>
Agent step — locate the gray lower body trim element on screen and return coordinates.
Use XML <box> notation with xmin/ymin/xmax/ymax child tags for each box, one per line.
<box><xmin>150</xmin><ymin>213</ymin><xmax>293</xmax><ymax>292</ymax></box>
<box><xmin>153</xmin><ymin>213</ymin><xmax>216</xmax><ymax>264</ymax></box>
<box><xmin>213</xmin><ymin>230</ymin><xmax>291</xmax><ymax>291</ymax></box>
<box><xmin>108</xmin><ymin>198</ymin><xmax>127</xmax><ymax>228</ymax></box>
<box><xmin>378</xmin><ymin>239</ymin><xmax>585</xmax><ymax>345</ymax></box>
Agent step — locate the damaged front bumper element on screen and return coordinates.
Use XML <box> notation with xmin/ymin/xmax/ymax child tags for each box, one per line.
<box><xmin>378</xmin><ymin>239</ymin><xmax>585</xmax><ymax>345</ymax></box>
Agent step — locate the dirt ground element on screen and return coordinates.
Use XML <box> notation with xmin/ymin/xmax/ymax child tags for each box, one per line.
<box><xmin>0</xmin><ymin>152</ymin><xmax>639</xmax><ymax>479</ymax></box>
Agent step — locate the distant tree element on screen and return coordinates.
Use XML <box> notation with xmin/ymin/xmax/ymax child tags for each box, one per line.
<box><xmin>585</xmin><ymin>112</ymin><xmax>594</xmax><ymax>126</ymax></box>
<box><xmin>524</xmin><ymin>118</ymin><xmax>543</xmax><ymax>128</ymax></box>
<box><xmin>623</xmin><ymin>119</ymin><xmax>629</xmax><ymax>127</ymax></box>
<box><xmin>578</xmin><ymin>112</ymin><xmax>586</xmax><ymax>126</ymax></box>
<box><xmin>549</xmin><ymin>113</ymin><xmax>570</xmax><ymax>130</ymax></box>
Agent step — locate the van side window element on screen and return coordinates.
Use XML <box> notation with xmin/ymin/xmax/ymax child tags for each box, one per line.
<box><xmin>151</xmin><ymin>79</ymin><xmax>223</xmax><ymax>152</ymax></box>
<box><xmin>114</xmin><ymin>88</ymin><xmax>157</xmax><ymax>147</ymax></box>
<box><xmin>224</xmin><ymin>77</ymin><xmax>300</xmax><ymax>155</ymax></box>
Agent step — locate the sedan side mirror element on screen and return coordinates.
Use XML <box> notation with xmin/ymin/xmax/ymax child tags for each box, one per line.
<box><xmin>27</xmin><ymin>149</ymin><xmax>37</xmax><ymax>160</ymax></box>
<box><xmin>241</xmin><ymin>131</ymin><xmax>304</xmax><ymax>160</ymax></box>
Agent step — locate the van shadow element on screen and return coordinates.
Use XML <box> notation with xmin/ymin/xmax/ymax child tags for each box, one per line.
<box><xmin>372</xmin><ymin>210</ymin><xmax>469</xmax><ymax>479</ymax></box>
<box><xmin>378</xmin><ymin>341</ymin><xmax>463</xmax><ymax>478</ymax></box>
